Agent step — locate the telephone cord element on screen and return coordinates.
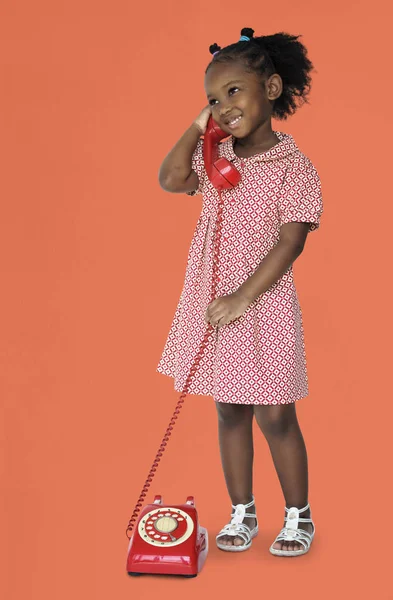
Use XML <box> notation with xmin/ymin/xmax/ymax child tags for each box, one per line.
<box><xmin>125</xmin><ymin>189</ymin><xmax>225</xmax><ymax>539</ymax></box>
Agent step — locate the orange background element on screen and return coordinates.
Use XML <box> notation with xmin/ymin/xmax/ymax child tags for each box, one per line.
<box><xmin>1</xmin><ymin>1</ymin><xmax>392</xmax><ymax>598</ymax></box>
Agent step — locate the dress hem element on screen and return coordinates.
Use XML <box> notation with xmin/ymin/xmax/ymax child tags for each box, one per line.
<box><xmin>156</xmin><ymin>367</ymin><xmax>309</xmax><ymax>405</ymax></box>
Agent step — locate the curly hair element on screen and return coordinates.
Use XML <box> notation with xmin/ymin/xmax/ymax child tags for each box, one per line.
<box><xmin>206</xmin><ymin>27</ymin><xmax>315</xmax><ymax>120</ymax></box>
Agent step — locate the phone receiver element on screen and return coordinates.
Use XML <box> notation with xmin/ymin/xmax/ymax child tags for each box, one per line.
<box><xmin>203</xmin><ymin>115</ymin><xmax>241</xmax><ymax>190</ymax></box>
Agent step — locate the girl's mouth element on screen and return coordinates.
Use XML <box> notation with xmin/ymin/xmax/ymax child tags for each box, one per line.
<box><xmin>227</xmin><ymin>115</ymin><xmax>243</xmax><ymax>130</ymax></box>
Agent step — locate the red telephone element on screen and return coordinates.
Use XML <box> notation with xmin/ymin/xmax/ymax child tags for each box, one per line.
<box><xmin>127</xmin><ymin>495</ymin><xmax>208</xmax><ymax>577</ymax></box>
<box><xmin>126</xmin><ymin>116</ymin><xmax>241</xmax><ymax>578</ymax></box>
<box><xmin>203</xmin><ymin>116</ymin><xmax>241</xmax><ymax>189</ymax></box>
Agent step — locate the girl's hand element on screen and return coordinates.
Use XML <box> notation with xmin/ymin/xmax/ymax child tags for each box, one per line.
<box><xmin>205</xmin><ymin>291</ymin><xmax>250</xmax><ymax>328</ymax></box>
<box><xmin>193</xmin><ymin>105</ymin><xmax>212</xmax><ymax>135</ymax></box>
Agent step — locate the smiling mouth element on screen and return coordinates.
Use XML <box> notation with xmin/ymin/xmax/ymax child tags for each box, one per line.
<box><xmin>227</xmin><ymin>115</ymin><xmax>243</xmax><ymax>128</ymax></box>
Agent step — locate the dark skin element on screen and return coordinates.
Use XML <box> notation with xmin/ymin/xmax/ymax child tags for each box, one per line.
<box><xmin>204</xmin><ymin>61</ymin><xmax>314</xmax><ymax>553</ymax></box>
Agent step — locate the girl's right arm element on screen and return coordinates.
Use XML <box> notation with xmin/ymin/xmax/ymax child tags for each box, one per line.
<box><xmin>158</xmin><ymin>105</ymin><xmax>212</xmax><ymax>194</ymax></box>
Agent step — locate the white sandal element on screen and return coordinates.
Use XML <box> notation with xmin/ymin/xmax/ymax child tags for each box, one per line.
<box><xmin>269</xmin><ymin>502</ymin><xmax>315</xmax><ymax>557</ymax></box>
<box><xmin>216</xmin><ymin>496</ymin><xmax>258</xmax><ymax>552</ymax></box>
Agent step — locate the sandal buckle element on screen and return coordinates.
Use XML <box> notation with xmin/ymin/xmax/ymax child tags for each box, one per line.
<box><xmin>285</xmin><ymin>507</ymin><xmax>299</xmax><ymax>530</ymax></box>
<box><xmin>231</xmin><ymin>503</ymin><xmax>246</xmax><ymax>525</ymax></box>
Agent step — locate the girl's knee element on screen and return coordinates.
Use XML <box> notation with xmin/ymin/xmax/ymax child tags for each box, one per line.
<box><xmin>254</xmin><ymin>403</ymin><xmax>298</xmax><ymax>438</ymax></box>
<box><xmin>215</xmin><ymin>402</ymin><xmax>254</xmax><ymax>428</ymax></box>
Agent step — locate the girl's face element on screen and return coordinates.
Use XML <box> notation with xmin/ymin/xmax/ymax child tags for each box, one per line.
<box><xmin>204</xmin><ymin>61</ymin><xmax>282</xmax><ymax>138</ymax></box>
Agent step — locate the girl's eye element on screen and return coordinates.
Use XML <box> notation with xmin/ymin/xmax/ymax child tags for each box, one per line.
<box><xmin>209</xmin><ymin>87</ymin><xmax>239</xmax><ymax>106</ymax></box>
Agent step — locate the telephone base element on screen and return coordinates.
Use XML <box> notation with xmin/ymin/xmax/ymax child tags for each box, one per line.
<box><xmin>126</xmin><ymin>495</ymin><xmax>208</xmax><ymax>577</ymax></box>
<box><xmin>128</xmin><ymin>572</ymin><xmax>198</xmax><ymax>578</ymax></box>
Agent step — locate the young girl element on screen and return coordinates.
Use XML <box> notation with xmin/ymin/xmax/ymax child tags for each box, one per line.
<box><xmin>156</xmin><ymin>27</ymin><xmax>323</xmax><ymax>557</ymax></box>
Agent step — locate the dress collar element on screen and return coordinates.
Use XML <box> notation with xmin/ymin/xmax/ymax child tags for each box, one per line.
<box><xmin>219</xmin><ymin>131</ymin><xmax>299</xmax><ymax>163</ymax></box>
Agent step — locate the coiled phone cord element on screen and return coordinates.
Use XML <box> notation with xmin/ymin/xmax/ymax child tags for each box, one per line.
<box><xmin>125</xmin><ymin>190</ymin><xmax>225</xmax><ymax>539</ymax></box>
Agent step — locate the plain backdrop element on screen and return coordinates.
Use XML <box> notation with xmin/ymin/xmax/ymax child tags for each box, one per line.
<box><xmin>1</xmin><ymin>1</ymin><xmax>392</xmax><ymax>599</ymax></box>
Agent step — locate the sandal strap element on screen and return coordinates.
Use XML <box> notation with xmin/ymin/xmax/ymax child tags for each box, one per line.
<box><xmin>276</xmin><ymin>527</ymin><xmax>313</xmax><ymax>541</ymax></box>
<box><xmin>284</xmin><ymin>505</ymin><xmax>313</xmax><ymax>532</ymax></box>
<box><xmin>231</xmin><ymin>495</ymin><xmax>255</xmax><ymax>511</ymax></box>
<box><xmin>274</xmin><ymin>526</ymin><xmax>313</xmax><ymax>548</ymax></box>
<box><xmin>274</xmin><ymin>533</ymin><xmax>308</xmax><ymax>550</ymax></box>
<box><xmin>216</xmin><ymin>522</ymin><xmax>252</xmax><ymax>544</ymax></box>
<box><xmin>229</xmin><ymin>496</ymin><xmax>257</xmax><ymax>528</ymax></box>
<box><xmin>285</xmin><ymin>502</ymin><xmax>309</xmax><ymax>513</ymax></box>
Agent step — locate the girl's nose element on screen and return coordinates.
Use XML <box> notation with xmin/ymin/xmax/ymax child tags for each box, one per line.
<box><xmin>219</xmin><ymin>107</ymin><xmax>232</xmax><ymax>119</ymax></box>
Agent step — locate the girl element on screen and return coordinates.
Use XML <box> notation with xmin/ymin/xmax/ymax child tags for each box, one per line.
<box><xmin>156</xmin><ymin>28</ymin><xmax>323</xmax><ymax>557</ymax></box>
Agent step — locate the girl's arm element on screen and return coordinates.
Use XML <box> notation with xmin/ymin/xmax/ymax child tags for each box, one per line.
<box><xmin>235</xmin><ymin>222</ymin><xmax>310</xmax><ymax>304</ymax></box>
<box><xmin>235</xmin><ymin>158</ymin><xmax>323</xmax><ymax>305</ymax></box>
<box><xmin>158</xmin><ymin>105</ymin><xmax>212</xmax><ymax>194</ymax></box>
<box><xmin>158</xmin><ymin>123</ymin><xmax>201</xmax><ymax>193</ymax></box>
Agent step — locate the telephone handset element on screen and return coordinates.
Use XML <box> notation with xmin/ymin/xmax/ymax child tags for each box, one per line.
<box><xmin>125</xmin><ymin>116</ymin><xmax>241</xmax><ymax>578</ymax></box>
<box><xmin>202</xmin><ymin>115</ymin><xmax>241</xmax><ymax>189</ymax></box>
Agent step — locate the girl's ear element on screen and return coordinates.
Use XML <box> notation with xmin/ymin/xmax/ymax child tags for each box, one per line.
<box><xmin>266</xmin><ymin>73</ymin><xmax>283</xmax><ymax>101</ymax></box>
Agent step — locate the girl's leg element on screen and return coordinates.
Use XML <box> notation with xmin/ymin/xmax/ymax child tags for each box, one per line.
<box><xmin>215</xmin><ymin>402</ymin><xmax>256</xmax><ymax>547</ymax></box>
<box><xmin>253</xmin><ymin>402</ymin><xmax>313</xmax><ymax>552</ymax></box>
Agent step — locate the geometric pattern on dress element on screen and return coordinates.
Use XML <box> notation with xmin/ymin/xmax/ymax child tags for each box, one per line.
<box><xmin>156</xmin><ymin>131</ymin><xmax>323</xmax><ymax>405</ymax></box>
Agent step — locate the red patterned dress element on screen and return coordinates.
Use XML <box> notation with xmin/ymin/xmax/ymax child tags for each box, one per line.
<box><xmin>156</xmin><ymin>132</ymin><xmax>323</xmax><ymax>405</ymax></box>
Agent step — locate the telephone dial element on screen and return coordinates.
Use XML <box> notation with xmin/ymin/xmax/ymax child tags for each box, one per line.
<box><xmin>126</xmin><ymin>116</ymin><xmax>241</xmax><ymax>577</ymax></box>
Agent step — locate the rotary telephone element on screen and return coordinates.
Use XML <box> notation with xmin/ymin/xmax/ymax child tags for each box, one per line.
<box><xmin>126</xmin><ymin>116</ymin><xmax>241</xmax><ymax>577</ymax></box>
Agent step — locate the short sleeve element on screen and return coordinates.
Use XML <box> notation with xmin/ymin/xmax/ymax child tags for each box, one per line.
<box><xmin>186</xmin><ymin>138</ymin><xmax>207</xmax><ymax>196</ymax></box>
<box><xmin>278</xmin><ymin>158</ymin><xmax>323</xmax><ymax>232</ymax></box>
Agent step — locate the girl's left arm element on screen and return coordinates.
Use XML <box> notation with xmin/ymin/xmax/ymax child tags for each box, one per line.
<box><xmin>235</xmin><ymin>222</ymin><xmax>309</xmax><ymax>305</ymax></box>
